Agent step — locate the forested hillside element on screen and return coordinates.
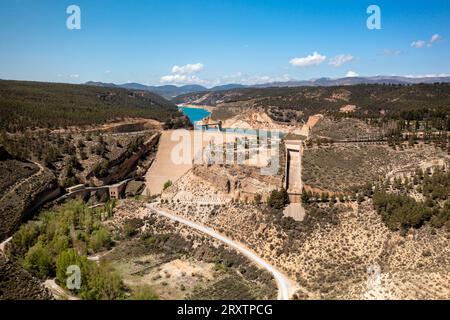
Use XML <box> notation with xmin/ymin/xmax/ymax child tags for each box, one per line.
<box><xmin>0</xmin><ymin>80</ymin><xmax>184</xmax><ymax>132</ymax></box>
<box><xmin>173</xmin><ymin>83</ymin><xmax>450</xmax><ymax>125</ymax></box>
<box><xmin>373</xmin><ymin>167</ymin><xmax>450</xmax><ymax>232</ymax></box>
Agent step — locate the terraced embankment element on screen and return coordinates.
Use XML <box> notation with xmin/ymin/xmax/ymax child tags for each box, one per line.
<box><xmin>0</xmin><ymin>155</ymin><xmax>61</xmax><ymax>241</ymax></box>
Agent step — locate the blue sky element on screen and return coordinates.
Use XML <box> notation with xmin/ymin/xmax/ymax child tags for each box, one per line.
<box><xmin>0</xmin><ymin>0</ymin><xmax>449</xmax><ymax>87</ymax></box>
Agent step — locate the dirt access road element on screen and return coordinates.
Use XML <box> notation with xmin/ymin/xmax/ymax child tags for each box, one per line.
<box><xmin>0</xmin><ymin>237</ymin><xmax>12</xmax><ymax>253</ymax></box>
<box><xmin>147</xmin><ymin>202</ymin><xmax>297</xmax><ymax>300</ymax></box>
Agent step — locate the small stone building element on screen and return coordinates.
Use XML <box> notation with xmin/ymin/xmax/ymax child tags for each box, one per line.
<box><xmin>109</xmin><ymin>181</ymin><xmax>127</xmax><ymax>200</ymax></box>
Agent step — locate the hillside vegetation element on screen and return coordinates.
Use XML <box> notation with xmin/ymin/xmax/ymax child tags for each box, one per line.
<box><xmin>173</xmin><ymin>84</ymin><xmax>450</xmax><ymax>125</ymax></box>
<box><xmin>0</xmin><ymin>80</ymin><xmax>184</xmax><ymax>132</ymax></box>
<box><xmin>373</xmin><ymin>166</ymin><xmax>450</xmax><ymax>232</ymax></box>
<box><xmin>0</xmin><ymin>147</ymin><xmax>60</xmax><ymax>241</ymax></box>
<box><xmin>159</xmin><ymin>167</ymin><xmax>450</xmax><ymax>299</ymax></box>
<box><xmin>8</xmin><ymin>200</ymin><xmax>125</xmax><ymax>300</ymax></box>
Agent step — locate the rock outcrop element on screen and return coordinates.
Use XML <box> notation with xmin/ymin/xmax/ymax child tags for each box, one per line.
<box><xmin>191</xmin><ymin>164</ymin><xmax>282</xmax><ymax>202</ymax></box>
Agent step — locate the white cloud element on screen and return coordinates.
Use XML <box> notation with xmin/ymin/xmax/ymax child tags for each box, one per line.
<box><xmin>329</xmin><ymin>54</ymin><xmax>354</xmax><ymax>67</ymax></box>
<box><xmin>238</xmin><ymin>74</ymin><xmax>292</xmax><ymax>85</ymax></box>
<box><xmin>160</xmin><ymin>74</ymin><xmax>213</xmax><ymax>86</ymax></box>
<box><xmin>160</xmin><ymin>74</ymin><xmax>186</xmax><ymax>83</ymax></box>
<box><xmin>160</xmin><ymin>74</ymin><xmax>199</xmax><ymax>83</ymax></box>
<box><xmin>104</xmin><ymin>70</ymin><xmax>111</xmax><ymax>74</ymax></box>
<box><xmin>403</xmin><ymin>73</ymin><xmax>450</xmax><ymax>78</ymax></box>
<box><xmin>159</xmin><ymin>70</ymin><xmax>293</xmax><ymax>87</ymax></box>
<box><xmin>383</xmin><ymin>49</ymin><xmax>401</xmax><ymax>56</ymax></box>
<box><xmin>171</xmin><ymin>63</ymin><xmax>204</xmax><ymax>75</ymax></box>
<box><xmin>430</xmin><ymin>34</ymin><xmax>442</xmax><ymax>43</ymax></box>
<box><xmin>69</xmin><ymin>74</ymin><xmax>79</xmax><ymax>78</ymax></box>
<box><xmin>160</xmin><ymin>62</ymin><xmax>206</xmax><ymax>84</ymax></box>
<box><xmin>217</xmin><ymin>72</ymin><xmax>292</xmax><ymax>85</ymax></box>
<box><xmin>411</xmin><ymin>34</ymin><xmax>443</xmax><ymax>48</ymax></box>
<box><xmin>411</xmin><ymin>40</ymin><xmax>426</xmax><ymax>48</ymax></box>
<box><xmin>289</xmin><ymin>52</ymin><xmax>326</xmax><ymax>67</ymax></box>
<box><xmin>345</xmin><ymin>71</ymin><xmax>359</xmax><ymax>78</ymax></box>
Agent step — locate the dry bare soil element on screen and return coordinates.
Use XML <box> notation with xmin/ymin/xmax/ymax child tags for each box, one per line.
<box><xmin>102</xmin><ymin>200</ymin><xmax>277</xmax><ymax>300</ymax></box>
<box><xmin>159</xmin><ymin>167</ymin><xmax>450</xmax><ymax>299</ymax></box>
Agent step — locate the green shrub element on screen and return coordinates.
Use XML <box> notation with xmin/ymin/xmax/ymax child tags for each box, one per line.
<box><xmin>373</xmin><ymin>191</ymin><xmax>432</xmax><ymax>231</ymax></box>
<box><xmin>10</xmin><ymin>222</ymin><xmax>40</xmax><ymax>258</ymax></box>
<box><xmin>430</xmin><ymin>201</ymin><xmax>450</xmax><ymax>230</ymax></box>
<box><xmin>81</xmin><ymin>261</ymin><xmax>125</xmax><ymax>300</ymax></box>
<box><xmin>267</xmin><ymin>188</ymin><xmax>290</xmax><ymax>210</ymax></box>
<box><xmin>89</xmin><ymin>227</ymin><xmax>112</xmax><ymax>252</ymax></box>
<box><xmin>23</xmin><ymin>242</ymin><xmax>54</xmax><ymax>278</ymax></box>
<box><xmin>92</xmin><ymin>160</ymin><xmax>110</xmax><ymax>178</ymax></box>
<box><xmin>254</xmin><ymin>194</ymin><xmax>262</xmax><ymax>205</ymax></box>
<box><xmin>129</xmin><ymin>285</ymin><xmax>159</xmax><ymax>300</ymax></box>
<box><xmin>163</xmin><ymin>180</ymin><xmax>173</xmax><ymax>191</ymax></box>
<box><xmin>51</xmin><ymin>235</ymin><xmax>71</xmax><ymax>255</ymax></box>
<box><xmin>56</xmin><ymin>248</ymin><xmax>89</xmax><ymax>289</ymax></box>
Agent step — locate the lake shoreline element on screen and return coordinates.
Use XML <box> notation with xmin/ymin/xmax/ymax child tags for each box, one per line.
<box><xmin>177</xmin><ymin>104</ymin><xmax>216</xmax><ymax>113</ymax></box>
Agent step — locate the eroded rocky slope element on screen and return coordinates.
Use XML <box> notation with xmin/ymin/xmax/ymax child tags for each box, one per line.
<box><xmin>0</xmin><ymin>252</ymin><xmax>52</xmax><ymax>300</ymax></box>
<box><xmin>159</xmin><ymin>168</ymin><xmax>450</xmax><ymax>299</ymax></box>
<box><xmin>0</xmin><ymin>149</ymin><xmax>60</xmax><ymax>241</ymax></box>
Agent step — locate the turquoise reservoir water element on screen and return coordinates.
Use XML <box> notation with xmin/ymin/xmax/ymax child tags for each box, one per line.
<box><xmin>179</xmin><ymin>105</ymin><xmax>285</xmax><ymax>137</ymax></box>
<box><xmin>179</xmin><ymin>106</ymin><xmax>211</xmax><ymax>124</ymax></box>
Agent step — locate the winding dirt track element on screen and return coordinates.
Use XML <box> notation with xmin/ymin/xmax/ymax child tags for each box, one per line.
<box><xmin>0</xmin><ymin>161</ymin><xmax>44</xmax><ymax>204</ymax></box>
<box><xmin>147</xmin><ymin>203</ymin><xmax>297</xmax><ymax>300</ymax></box>
<box><xmin>0</xmin><ymin>237</ymin><xmax>12</xmax><ymax>253</ymax></box>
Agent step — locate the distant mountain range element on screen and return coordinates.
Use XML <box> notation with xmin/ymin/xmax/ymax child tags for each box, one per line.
<box><xmin>84</xmin><ymin>82</ymin><xmax>207</xmax><ymax>99</ymax></box>
<box><xmin>252</xmin><ymin>76</ymin><xmax>450</xmax><ymax>88</ymax></box>
<box><xmin>85</xmin><ymin>76</ymin><xmax>450</xmax><ymax>99</ymax></box>
<box><xmin>85</xmin><ymin>82</ymin><xmax>246</xmax><ymax>99</ymax></box>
